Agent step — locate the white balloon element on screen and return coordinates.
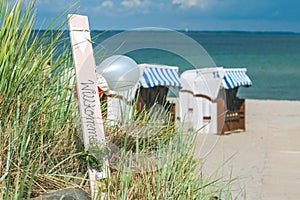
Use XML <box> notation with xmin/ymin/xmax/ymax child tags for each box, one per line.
<box><xmin>96</xmin><ymin>55</ymin><xmax>140</xmax><ymax>91</ymax></box>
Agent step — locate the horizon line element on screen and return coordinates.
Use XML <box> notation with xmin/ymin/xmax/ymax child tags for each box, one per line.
<box><xmin>33</xmin><ymin>29</ymin><xmax>300</xmax><ymax>34</ymax></box>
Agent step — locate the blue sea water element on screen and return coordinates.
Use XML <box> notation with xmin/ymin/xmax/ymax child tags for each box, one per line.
<box><xmin>91</xmin><ymin>30</ymin><xmax>300</xmax><ymax>101</ymax></box>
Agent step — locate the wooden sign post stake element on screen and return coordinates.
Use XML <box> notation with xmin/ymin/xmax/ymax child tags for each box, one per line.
<box><xmin>68</xmin><ymin>14</ymin><xmax>109</xmax><ymax>199</ymax></box>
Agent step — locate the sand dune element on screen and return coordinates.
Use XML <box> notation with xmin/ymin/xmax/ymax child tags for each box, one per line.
<box><xmin>194</xmin><ymin>99</ymin><xmax>300</xmax><ymax>200</ymax></box>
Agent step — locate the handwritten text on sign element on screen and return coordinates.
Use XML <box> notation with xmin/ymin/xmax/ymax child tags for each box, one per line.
<box><xmin>81</xmin><ymin>80</ymin><xmax>99</xmax><ymax>144</ymax></box>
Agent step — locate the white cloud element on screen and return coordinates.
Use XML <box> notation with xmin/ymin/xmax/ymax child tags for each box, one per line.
<box><xmin>101</xmin><ymin>0</ymin><xmax>114</xmax><ymax>8</ymax></box>
<box><xmin>118</xmin><ymin>0</ymin><xmax>151</xmax><ymax>15</ymax></box>
<box><xmin>121</xmin><ymin>0</ymin><xmax>142</xmax><ymax>8</ymax></box>
<box><xmin>172</xmin><ymin>0</ymin><xmax>212</xmax><ymax>9</ymax></box>
<box><xmin>88</xmin><ymin>0</ymin><xmax>151</xmax><ymax>17</ymax></box>
<box><xmin>172</xmin><ymin>0</ymin><xmax>197</xmax><ymax>7</ymax></box>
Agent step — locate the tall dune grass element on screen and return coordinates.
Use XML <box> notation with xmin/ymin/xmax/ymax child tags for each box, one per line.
<box><xmin>0</xmin><ymin>1</ymin><xmax>236</xmax><ymax>199</ymax></box>
<box><xmin>0</xmin><ymin>1</ymin><xmax>81</xmax><ymax>198</ymax></box>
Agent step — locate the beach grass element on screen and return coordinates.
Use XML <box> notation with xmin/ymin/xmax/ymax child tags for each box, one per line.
<box><xmin>0</xmin><ymin>0</ymin><xmax>79</xmax><ymax>198</ymax></box>
<box><xmin>0</xmin><ymin>1</ymin><xmax>236</xmax><ymax>199</ymax></box>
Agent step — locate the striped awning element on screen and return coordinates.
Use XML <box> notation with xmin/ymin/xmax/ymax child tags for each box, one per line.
<box><xmin>222</xmin><ymin>68</ymin><xmax>252</xmax><ymax>89</ymax></box>
<box><xmin>139</xmin><ymin>64</ymin><xmax>182</xmax><ymax>88</ymax></box>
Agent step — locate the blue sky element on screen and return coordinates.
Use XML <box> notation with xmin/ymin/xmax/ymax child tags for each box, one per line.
<box><xmin>34</xmin><ymin>0</ymin><xmax>300</xmax><ymax>32</ymax></box>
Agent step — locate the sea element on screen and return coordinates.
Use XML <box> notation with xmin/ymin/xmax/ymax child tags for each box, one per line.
<box><xmin>86</xmin><ymin>30</ymin><xmax>300</xmax><ymax>101</ymax></box>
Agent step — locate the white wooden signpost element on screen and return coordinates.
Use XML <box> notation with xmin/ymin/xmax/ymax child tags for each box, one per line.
<box><xmin>68</xmin><ymin>14</ymin><xmax>108</xmax><ymax>199</ymax></box>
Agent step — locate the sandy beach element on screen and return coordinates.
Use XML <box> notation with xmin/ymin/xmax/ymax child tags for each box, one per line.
<box><xmin>194</xmin><ymin>99</ymin><xmax>300</xmax><ymax>200</ymax></box>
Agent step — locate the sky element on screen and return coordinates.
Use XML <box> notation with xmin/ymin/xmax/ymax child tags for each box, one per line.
<box><xmin>34</xmin><ymin>0</ymin><xmax>300</xmax><ymax>32</ymax></box>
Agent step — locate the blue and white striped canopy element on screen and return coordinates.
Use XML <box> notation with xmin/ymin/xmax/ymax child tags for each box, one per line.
<box><xmin>222</xmin><ymin>68</ymin><xmax>252</xmax><ymax>89</ymax></box>
<box><xmin>139</xmin><ymin>64</ymin><xmax>182</xmax><ymax>88</ymax></box>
